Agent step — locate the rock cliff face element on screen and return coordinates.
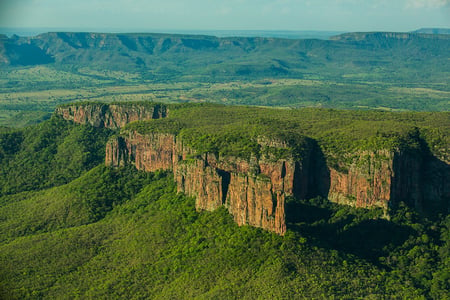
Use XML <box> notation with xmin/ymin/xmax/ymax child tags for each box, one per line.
<box><xmin>56</xmin><ymin>103</ymin><xmax>167</xmax><ymax>129</ymax></box>
<box><xmin>57</xmin><ymin>104</ymin><xmax>449</xmax><ymax>234</ymax></box>
<box><xmin>391</xmin><ymin>149</ymin><xmax>450</xmax><ymax>214</ymax></box>
<box><xmin>328</xmin><ymin>150</ymin><xmax>394</xmax><ymax>209</ymax></box>
<box><xmin>105</xmin><ymin>132</ymin><xmax>312</xmax><ymax>235</ymax></box>
<box><xmin>106</xmin><ymin>130</ymin><xmax>449</xmax><ymax>233</ymax></box>
<box><xmin>328</xmin><ymin>148</ymin><xmax>449</xmax><ymax>214</ymax></box>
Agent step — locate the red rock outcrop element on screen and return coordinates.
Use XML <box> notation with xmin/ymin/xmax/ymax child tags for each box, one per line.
<box><xmin>328</xmin><ymin>148</ymin><xmax>449</xmax><ymax>214</ymax></box>
<box><xmin>105</xmin><ymin>131</ymin><xmax>310</xmax><ymax>235</ymax></box>
<box><xmin>61</xmin><ymin>103</ymin><xmax>450</xmax><ymax>234</ymax></box>
<box><xmin>176</xmin><ymin>159</ymin><xmax>224</xmax><ymax>211</ymax></box>
<box><xmin>328</xmin><ymin>150</ymin><xmax>394</xmax><ymax>209</ymax></box>
<box><xmin>104</xmin><ymin>129</ymin><xmax>449</xmax><ymax>234</ymax></box>
<box><xmin>56</xmin><ymin>103</ymin><xmax>167</xmax><ymax>129</ymax></box>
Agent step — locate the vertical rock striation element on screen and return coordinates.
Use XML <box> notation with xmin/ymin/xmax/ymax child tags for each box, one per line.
<box><xmin>105</xmin><ymin>132</ymin><xmax>312</xmax><ymax>235</ymax></box>
<box><xmin>327</xmin><ymin>148</ymin><xmax>449</xmax><ymax>215</ymax></box>
<box><xmin>56</xmin><ymin>103</ymin><xmax>167</xmax><ymax>129</ymax></box>
<box><xmin>57</xmin><ymin>103</ymin><xmax>449</xmax><ymax>234</ymax></box>
<box><xmin>328</xmin><ymin>150</ymin><xmax>394</xmax><ymax>209</ymax></box>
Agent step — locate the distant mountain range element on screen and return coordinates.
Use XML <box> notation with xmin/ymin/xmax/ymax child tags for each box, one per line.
<box><xmin>1</xmin><ymin>28</ymin><xmax>449</xmax><ymax>38</ymax></box>
<box><xmin>0</xmin><ymin>28</ymin><xmax>344</xmax><ymax>39</ymax></box>
<box><xmin>412</xmin><ymin>28</ymin><xmax>450</xmax><ymax>34</ymax></box>
<box><xmin>1</xmin><ymin>31</ymin><xmax>449</xmax><ymax>85</ymax></box>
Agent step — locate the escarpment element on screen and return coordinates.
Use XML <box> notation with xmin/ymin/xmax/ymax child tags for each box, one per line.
<box><xmin>56</xmin><ymin>102</ymin><xmax>167</xmax><ymax>129</ymax></box>
<box><xmin>328</xmin><ymin>150</ymin><xmax>394</xmax><ymax>209</ymax></box>
<box><xmin>56</xmin><ymin>103</ymin><xmax>449</xmax><ymax>234</ymax></box>
<box><xmin>105</xmin><ymin>132</ymin><xmax>317</xmax><ymax>235</ymax></box>
<box><xmin>327</xmin><ymin>142</ymin><xmax>449</xmax><ymax>214</ymax></box>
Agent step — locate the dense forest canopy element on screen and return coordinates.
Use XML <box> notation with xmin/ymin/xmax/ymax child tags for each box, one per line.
<box><xmin>121</xmin><ymin>103</ymin><xmax>450</xmax><ymax>163</ymax></box>
<box><xmin>0</xmin><ymin>29</ymin><xmax>448</xmax><ymax>298</ymax></box>
<box><xmin>0</xmin><ymin>103</ymin><xmax>448</xmax><ymax>298</ymax></box>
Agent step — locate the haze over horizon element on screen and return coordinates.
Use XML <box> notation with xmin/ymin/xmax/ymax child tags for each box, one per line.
<box><xmin>1</xmin><ymin>0</ymin><xmax>449</xmax><ymax>34</ymax></box>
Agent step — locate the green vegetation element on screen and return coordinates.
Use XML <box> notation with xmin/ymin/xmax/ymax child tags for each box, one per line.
<box><xmin>0</xmin><ymin>110</ymin><xmax>51</xmax><ymax>127</ymax></box>
<box><xmin>1</xmin><ymin>70</ymin><xmax>448</xmax><ymax>128</ymax></box>
<box><xmin>0</xmin><ymin>164</ymin><xmax>448</xmax><ymax>299</ymax></box>
<box><xmin>0</xmin><ymin>107</ymin><xmax>448</xmax><ymax>298</ymax></box>
<box><xmin>0</xmin><ymin>116</ymin><xmax>112</xmax><ymax>196</ymax></box>
<box><xmin>0</xmin><ymin>165</ymin><xmax>155</xmax><ymax>243</ymax></box>
<box><xmin>0</xmin><ymin>29</ymin><xmax>449</xmax><ymax>297</ymax></box>
<box><xmin>0</xmin><ymin>32</ymin><xmax>449</xmax><ymax>127</ymax></box>
<box><xmin>123</xmin><ymin>103</ymin><xmax>449</xmax><ymax>163</ymax></box>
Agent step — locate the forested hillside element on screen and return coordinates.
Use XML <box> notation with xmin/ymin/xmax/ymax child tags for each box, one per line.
<box><xmin>0</xmin><ymin>31</ymin><xmax>449</xmax><ymax>127</ymax></box>
<box><xmin>0</xmin><ymin>105</ymin><xmax>449</xmax><ymax>298</ymax></box>
<box><xmin>2</xmin><ymin>32</ymin><xmax>449</xmax><ymax>84</ymax></box>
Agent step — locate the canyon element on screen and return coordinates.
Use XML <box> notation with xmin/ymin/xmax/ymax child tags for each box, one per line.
<box><xmin>57</xmin><ymin>103</ymin><xmax>449</xmax><ymax>235</ymax></box>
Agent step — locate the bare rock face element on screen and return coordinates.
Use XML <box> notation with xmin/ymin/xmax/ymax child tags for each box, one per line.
<box><xmin>56</xmin><ymin>103</ymin><xmax>167</xmax><ymax>129</ymax></box>
<box><xmin>328</xmin><ymin>148</ymin><xmax>449</xmax><ymax>215</ymax></box>
<box><xmin>176</xmin><ymin>159</ymin><xmax>224</xmax><ymax>211</ymax></box>
<box><xmin>328</xmin><ymin>150</ymin><xmax>394</xmax><ymax>209</ymax></box>
<box><xmin>106</xmin><ymin>131</ymin><xmax>305</xmax><ymax>235</ymax></box>
<box><xmin>391</xmin><ymin>150</ymin><xmax>450</xmax><ymax>214</ymax></box>
<box><xmin>226</xmin><ymin>172</ymin><xmax>286</xmax><ymax>234</ymax></box>
<box><xmin>103</xmin><ymin>129</ymin><xmax>450</xmax><ymax>233</ymax></box>
<box><xmin>209</xmin><ymin>155</ymin><xmax>299</xmax><ymax>235</ymax></box>
<box><xmin>105</xmin><ymin>136</ymin><xmax>129</xmax><ymax>167</ymax></box>
<box><xmin>64</xmin><ymin>103</ymin><xmax>450</xmax><ymax>234</ymax></box>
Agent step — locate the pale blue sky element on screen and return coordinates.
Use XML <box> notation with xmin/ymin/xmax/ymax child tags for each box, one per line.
<box><xmin>1</xmin><ymin>0</ymin><xmax>449</xmax><ymax>32</ymax></box>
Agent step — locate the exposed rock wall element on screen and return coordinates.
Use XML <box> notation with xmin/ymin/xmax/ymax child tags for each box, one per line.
<box><xmin>108</xmin><ymin>128</ymin><xmax>449</xmax><ymax>232</ymax></box>
<box><xmin>328</xmin><ymin>149</ymin><xmax>449</xmax><ymax>214</ymax></box>
<box><xmin>176</xmin><ymin>159</ymin><xmax>224</xmax><ymax>212</ymax></box>
<box><xmin>391</xmin><ymin>150</ymin><xmax>450</xmax><ymax>214</ymax></box>
<box><xmin>60</xmin><ymin>104</ymin><xmax>449</xmax><ymax>234</ymax></box>
<box><xmin>328</xmin><ymin>150</ymin><xmax>394</xmax><ymax>209</ymax></box>
<box><xmin>105</xmin><ymin>132</ymin><xmax>308</xmax><ymax>235</ymax></box>
<box><xmin>56</xmin><ymin>103</ymin><xmax>167</xmax><ymax>129</ymax></box>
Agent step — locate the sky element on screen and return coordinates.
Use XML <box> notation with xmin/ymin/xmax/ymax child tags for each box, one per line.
<box><xmin>0</xmin><ymin>0</ymin><xmax>449</xmax><ymax>32</ymax></box>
